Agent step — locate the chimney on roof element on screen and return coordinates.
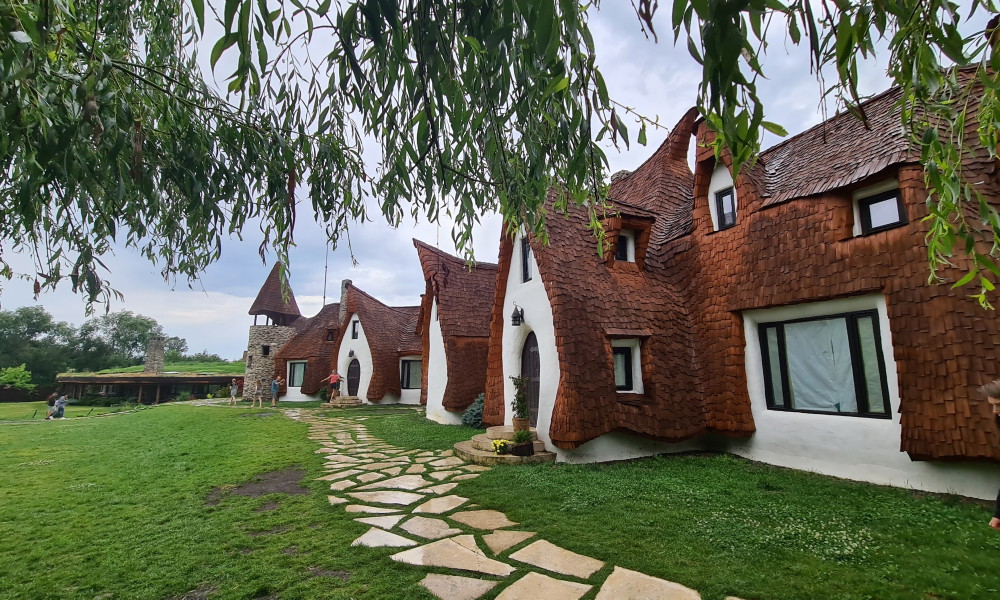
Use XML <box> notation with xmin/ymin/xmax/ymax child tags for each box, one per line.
<box><xmin>989</xmin><ymin>14</ymin><xmax>1000</xmax><ymax>53</ymax></box>
<box><xmin>610</xmin><ymin>169</ymin><xmax>632</xmax><ymax>184</ymax></box>
<box><xmin>144</xmin><ymin>336</ymin><xmax>165</xmax><ymax>373</ymax></box>
<box><xmin>338</xmin><ymin>279</ymin><xmax>352</xmax><ymax>325</ymax></box>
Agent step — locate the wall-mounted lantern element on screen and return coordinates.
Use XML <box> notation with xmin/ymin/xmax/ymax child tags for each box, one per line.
<box><xmin>348</xmin><ymin>349</ymin><xmax>355</xmax><ymax>358</ymax></box>
<box><xmin>510</xmin><ymin>303</ymin><xmax>525</xmax><ymax>327</ymax></box>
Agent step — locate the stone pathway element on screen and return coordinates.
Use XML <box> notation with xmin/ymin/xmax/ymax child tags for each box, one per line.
<box><xmin>285</xmin><ymin>408</ymin><xmax>747</xmax><ymax>600</ymax></box>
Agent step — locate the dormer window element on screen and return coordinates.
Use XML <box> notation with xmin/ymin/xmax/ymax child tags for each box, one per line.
<box><xmin>707</xmin><ymin>164</ymin><xmax>737</xmax><ymax>232</ymax></box>
<box><xmin>715</xmin><ymin>188</ymin><xmax>737</xmax><ymax>230</ymax></box>
<box><xmin>611</xmin><ymin>339</ymin><xmax>643</xmax><ymax>393</ymax></box>
<box><xmin>326</xmin><ymin>329</ymin><xmax>335</xmax><ymax>341</ymax></box>
<box><xmin>852</xmin><ymin>180</ymin><xmax>906</xmax><ymax>236</ymax></box>
<box><xmin>615</xmin><ymin>230</ymin><xmax>636</xmax><ymax>262</ymax></box>
<box><xmin>521</xmin><ymin>236</ymin><xmax>533</xmax><ymax>282</ymax></box>
<box><xmin>859</xmin><ymin>190</ymin><xmax>906</xmax><ymax>234</ymax></box>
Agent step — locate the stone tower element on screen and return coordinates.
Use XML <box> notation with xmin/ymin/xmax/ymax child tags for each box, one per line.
<box><xmin>245</xmin><ymin>263</ymin><xmax>301</xmax><ymax>388</ymax></box>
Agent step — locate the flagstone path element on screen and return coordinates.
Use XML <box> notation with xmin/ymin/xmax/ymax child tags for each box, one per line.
<box><xmin>284</xmin><ymin>408</ymin><xmax>747</xmax><ymax>600</ymax></box>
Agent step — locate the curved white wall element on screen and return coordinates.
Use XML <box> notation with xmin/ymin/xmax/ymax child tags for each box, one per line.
<box><xmin>501</xmin><ymin>232</ymin><xmax>560</xmax><ymax>449</ymax></box>
<box><xmin>425</xmin><ymin>300</ymin><xmax>461</xmax><ymax>423</ymax></box>
<box><xmin>731</xmin><ymin>294</ymin><xmax>1000</xmax><ymax>500</ymax></box>
<box><xmin>337</xmin><ymin>313</ymin><xmax>375</xmax><ymax>403</ymax></box>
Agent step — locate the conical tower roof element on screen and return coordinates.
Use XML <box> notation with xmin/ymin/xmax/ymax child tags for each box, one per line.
<box><xmin>248</xmin><ymin>263</ymin><xmax>301</xmax><ymax>325</ymax></box>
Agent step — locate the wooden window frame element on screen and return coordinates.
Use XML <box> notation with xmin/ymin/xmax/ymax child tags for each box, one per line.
<box><xmin>758</xmin><ymin>310</ymin><xmax>892</xmax><ymax>419</ymax></box>
<box><xmin>612</xmin><ymin>346</ymin><xmax>634</xmax><ymax>391</ymax></box>
<box><xmin>715</xmin><ymin>187</ymin><xmax>737</xmax><ymax>230</ymax></box>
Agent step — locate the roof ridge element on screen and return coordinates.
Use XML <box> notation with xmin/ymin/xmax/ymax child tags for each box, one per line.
<box><xmin>413</xmin><ymin>238</ymin><xmax>499</xmax><ymax>270</ymax></box>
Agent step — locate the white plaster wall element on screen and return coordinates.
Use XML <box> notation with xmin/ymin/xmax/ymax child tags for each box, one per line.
<box><xmin>559</xmin><ymin>432</ymin><xmax>703</xmax><ymax>464</ymax></box>
<box><xmin>337</xmin><ymin>313</ymin><xmax>374</xmax><ymax>403</ymax></box>
<box><xmin>425</xmin><ymin>300</ymin><xmax>461</xmax><ymax>424</ymax></box>
<box><xmin>707</xmin><ymin>164</ymin><xmax>735</xmax><ymax>231</ymax></box>
<box><xmin>501</xmin><ymin>231</ymin><xmax>561</xmax><ymax>450</ymax></box>
<box><xmin>727</xmin><ymin>293</ymin><xmax>1000</xmax><ymax>500</ymax></box>
<box><xmin>283</xmin><ymin>360</ymin><xmax>313</xmax><ymax>402</ymax></box>
<box><xmin>399</xmin><ymin>355</ymin><xmax>422</xmax><ymax>405</ymax></box>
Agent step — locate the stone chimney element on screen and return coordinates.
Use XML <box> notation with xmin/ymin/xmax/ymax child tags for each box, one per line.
<box><xmin>338</xmin><ymin>279</ymin><xmax>352</xmax><ymax>325</ymax></box>
<box><xmin>144</xmin><ymin>336</ymin><xmax>165</xmax><ymax>373</ymax></box>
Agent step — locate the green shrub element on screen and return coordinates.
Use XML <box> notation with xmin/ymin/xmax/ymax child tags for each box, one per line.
<box><xmin>512</xmin><ymin>429</ymin><xmax>533</xmax><ymax>444</ymax></box>
<box><xmin>74</xmin><ymin>396</ymin><xmax>115</xmax><ymax>407</ymax></box>
<box><xmin>462</xmin><ymin>393</ymin><xmax>486</xmax><ymax>429</ymax></box>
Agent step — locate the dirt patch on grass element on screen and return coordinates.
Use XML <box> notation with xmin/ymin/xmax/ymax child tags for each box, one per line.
<box><xmin>206</xmin><ymin>466</ymin><xmax>308</xmax><ymax>506</ymax></box>
<box><xmin>168</xmin><ymin>584</ymin><xmax>218</xmax><ymax>600</ymax></box>
<box><xmin>308</xmin><ymin>567</ymin><xmax>350</xmax><ymax>581</ymax></box>
<box><xmin>281</xmin><ymin>545</ymin><xmax>298</xmax><ymax>555</ymax></box>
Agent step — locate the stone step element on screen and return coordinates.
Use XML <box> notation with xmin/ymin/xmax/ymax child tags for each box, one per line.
<box><xmin>322</xmin><ymin>396</ymin><xmax>363</xmax><ymax>408</ymax></box>
<box><xmin>471</xmin><ymin>434</ymin><xmax>545</xmax><ymax>453</ymax></box>
<box><xmin>453</xmin><ymin>440</ymin><xmax>556</xmax><ymax>467</ymax></box>
<box><xmin>485</xmin><ymin>425</ymin><xmax>538</xmax><ymax>441</ymax></box>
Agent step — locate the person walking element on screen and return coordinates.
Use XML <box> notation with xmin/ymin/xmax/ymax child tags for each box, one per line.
<box><xmin>321</xmin><ymin>370</ymin><xmax>341</xmax><ymax>399</ymax></box>
<box><xmin>229</xmin><ymin>379</ymin><xmax>239</xmax><ymax>406</ymax></box>
<box><xmin>254</xmin><ymin>379</ymin><xmax>265</xmax><ymax>408</ymax></box>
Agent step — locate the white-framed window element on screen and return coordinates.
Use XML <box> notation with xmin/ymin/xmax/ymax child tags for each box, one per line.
<box><xmin>707</xmin><ymin>164</ymin><xmax>737</xmax><ymax>231</ymax></box>
<box><xmin>852</xmin><ymin>179</ymin><xmax>905</xmax><ymax>236</ymax></box>
<box><xmin>351</xmin><ymin>320</ymin><xmax>359</xmax><ymax>339</ymax></box>
<box><xmin>288</xmin><ymin>361</ymin><xmax>307</xmax><ymax>387</ymax></box>
<box><xmin>758</xmin><ymin>310</ymin><xmax>891</xmax><ymax>418</ymax></box>
<box><xmin>400</xmin><ymin>359</ymin><xmax>422</xmax><ymax>389</ymax></box>
<box><xmin>611</xmin><ymin>339</ymin><xmax>643</xmax><ymax>393</ymax></box>
<box><xmin>615</xmin><ymin>229</ymin><xmax>636</xmax><ymax>262</ymax></box>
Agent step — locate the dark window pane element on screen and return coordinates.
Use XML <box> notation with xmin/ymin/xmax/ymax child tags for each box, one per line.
<box><xmin>613</xmin><ymin>347</ymin><xmax>633</xmax><ymax>390</ymax></box>
<box><xmin>716</xmin><ymin>188</ymin><xmax>736</xmax><ymax>229</ymax></box>
<box><xmin>289</xmin><ymin>362</ymin><xmax>306</xmax><ymax>387</ymax></box>
<box><xmin>521</xmin><ymin>236</ymin><xmax>532</xmax><ymax>282</ymax></box>
<box><xmin>866</xmin><ymin>197</ymin><xmax>902</xmax><ymax>229</ymax></box>
<box><xmin>765</xmin><ymin>326</ymin><xmax>785</xmax><ymax>407</ymax></box>
<box><xmin>615</xmin><ymin>235</ymin><xmax>629</xmax><ymax>260</ymax></box>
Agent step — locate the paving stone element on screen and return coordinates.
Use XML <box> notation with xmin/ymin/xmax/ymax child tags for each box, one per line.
<box><xmin>399</xmin><ymin>516</ymin><xmax>464</xmax><ymax>540</ymax></box>
<box><xmin>351</xmin><ymin>527</ymin><xmax>418</xmax><ymax>548</ymax></box>
<box><xmin>354</xmin><ymin>453</ymin><xmax>391</xmax><ymax>459</ymax></box>
<box><xmin>357</xmin><ymin>474</ymin><xmax>432</xmax><ymax>491</ymax></box>
<box><xmin>406</xmin><ymin>464</ymin><xmax>427</xmax><ymax>474</ymax></box>
<box><xmin>461</xmin><ymin>465</ymin><xmax>491</xmax><ymax>472</ymax></box>
<box><xmin>439</xmin><ymin>450</ymin><xmax>455</xmax><ymax>457</ymax></box>
<box><xmin>329</xmin><ymin>479</ymin><xmax>356</xmax><ymax>491</ymax></box>
<box><xmin>327</xmin><ymin>495</ymin><xmax>347</xmax><ymax>505</ymax></box>
<box><xmin>450</xmin><ymin>510</ymin><xmax>518</xmax><ymax>530</ymax></box>
<box><xmin>429</xmin><ymin>470</ymin><xmax>461</xmax><ymax>481</ymax></box>
<box><xmin>419</xmin><ymin>574</ymin><xmax>498</xmax><ymax>600</ymax></box>
<box><xmin>594</xmin><ymin>567</ymin><xmax>700</xmax><ymax>600</ymax></box>
<box><xmin>347</xmin><ymin>491</ymin><xmax>427</xmax><ymax>506</ymax></box>
<box><xmin>359</xmin><ymin>462</ymin><xmax>406</xmax><ymax>471</ymax></box>
<box><xmin>345</xmin><ymin>504</ymin><xmax>401</xmax><ymax>514</ymax></box>
<box><xmin>495</xmin><ymin>572</ymin><xmax>591</xmax><ymax>600</ymax></box>
<box><xmin>413</xmin><ymin>495</ymin><xmax>469</xmax><ymax>514</ymax></box>
<box><xmin>316</xmin><ymin>469</ymin><xmax>363</xmax><ymax>481</ymax></box>
<box><xmin>354</xmin><ymin>515</ymin><xmax>406</xmax><ymax>529</ymax></box>
<box><xmin>430</xmin><ymin>457</ymin><xmax>465</xmax><ymax>468</ymax></box>
<box><xmin>509</xmin><ymin>540</ymin><xmax>604</xmax><ymax>579</ymax></box>
<box><xmin>414</xmin><ymin>456</ymin><xmax>437</xmax><ymax>463</ymax></box>
<box><xmin>453</xmin><ymin>474</ymin><xmax>480</xmax><ymax>481</ymax></box>
<box><xmin>390</xmin><ymin>535</ymin><xmax>515</xmax><ymax>576</ymax></box>
<box><xmin>357</xmin><ymin>472</ymin><xmax>386</xmax><ymax>483</ymax></box>
<box><xmin>482</xmin><ymin>531</ymin><xmax>536</xmax><ymax>554</ymax></box>
<box><xmin>382</xmin><ymin>466</ymin><xmax>404</xmax><ymax>476</ymax></box>
<box><xmin>325</xmin><ymin>455</ymin><xmax>362</xmax><ymax>463</ymax></box>
<box><xmin>315</xmin><ymin>447</ymin><xmax>342</xmax><ymax>454</ymax></box>
<box><xmin>422</xmin><ymin>483</ymin><xmax>459</xmax><ymax>495</ymax></box>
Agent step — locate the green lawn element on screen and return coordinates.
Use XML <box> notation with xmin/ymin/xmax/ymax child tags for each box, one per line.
<box><xmin>0</xmin><ymin>400</ymin><xmax>124</xmax><ymax>421</ymax></box>
<box><xmin>2</xmin><ymin>405</ymin><xmax>999</xmax><ymax>600</ymax></box>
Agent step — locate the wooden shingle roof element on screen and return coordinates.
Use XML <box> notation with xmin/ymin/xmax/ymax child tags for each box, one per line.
<box><xmin>249</xmin><ymin>263</ymin><xmax>302</xmax><ymax>324</ymax></box>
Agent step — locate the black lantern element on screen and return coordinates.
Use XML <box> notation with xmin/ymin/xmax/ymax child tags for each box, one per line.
<box><xmin>348</xmin><ymin>349</ymin><xmax>355</xmax><ymax>357</ymax></box>
<box><xmin>510</xmin><ymin>304</ymin><xmax>525</xmax><ymax>327</ymax></box>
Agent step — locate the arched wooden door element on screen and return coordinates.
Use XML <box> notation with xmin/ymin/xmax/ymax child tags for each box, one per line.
<box><xmin>520</xmin><ymin>332</ymin><xmax>540</xmax><ymax>426</ymax></box>
<box><xmin>347</xmin><ymin>359</ymin><xmax>361</xmax><ymax>396</ymax></box>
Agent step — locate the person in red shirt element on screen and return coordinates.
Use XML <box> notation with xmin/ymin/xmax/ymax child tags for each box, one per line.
<box><xmin>321</xmin><ymin>371</ymin><xmax>341</xmax><ymax>399</ymax></box>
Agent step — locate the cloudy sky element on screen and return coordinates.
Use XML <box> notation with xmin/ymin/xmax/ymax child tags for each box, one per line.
<box><xmin>2</xmin><ymin>4</ymin><xmax>978</xmax><ymax>359</ymax></box>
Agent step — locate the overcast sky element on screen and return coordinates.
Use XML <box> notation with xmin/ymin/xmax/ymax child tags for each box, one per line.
<box><xmin>4</xmin><ymin>4</ymin><xmax>966</xmax><ymax>359</ymax></box>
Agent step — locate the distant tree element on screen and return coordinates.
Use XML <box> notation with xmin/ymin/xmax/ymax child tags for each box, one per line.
<box><xmin>75</xmin><ymin>311</ymin><xmax>167</xmax><ymax>367</ymax></box>
<box><xmin>0</xmin><ymin>364</ymin><xmax>36</xmax><ymax>391</ymax></box>
<box><xmin>0</xmin><ymin>307</ymin><xmax>75</xmax><ymax>384</ymax></box>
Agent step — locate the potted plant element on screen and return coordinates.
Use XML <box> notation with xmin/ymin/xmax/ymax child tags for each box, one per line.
<box><xmin>511</xmin><ymin>428</ymin><xmax>535</xmax><ymax>456</ymax></box>
<box><xmin>509</xmin><ymin>375</ymin><xmax>530</xmax><ymax>431</ymax></box>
